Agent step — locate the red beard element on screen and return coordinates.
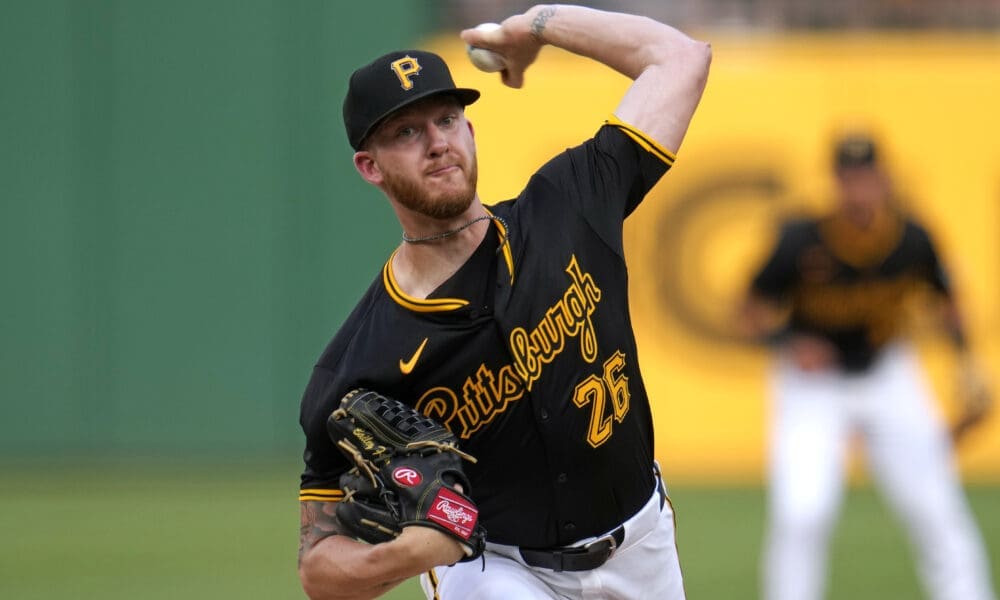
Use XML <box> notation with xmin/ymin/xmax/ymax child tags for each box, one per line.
<box><xmin>383</xmin><ymin>158</ymin><xmax>479</xmax><ymax>220</ymax></box>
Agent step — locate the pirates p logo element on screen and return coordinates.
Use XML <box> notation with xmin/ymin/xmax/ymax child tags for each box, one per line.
<box><xmin>390</xmin><ymin>55</ymin><xmax>422</xmax><ymax>90</ymax></box>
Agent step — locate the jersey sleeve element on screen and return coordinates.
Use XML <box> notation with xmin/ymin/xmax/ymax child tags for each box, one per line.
<box><xmin>909</xmin><ymin>221</ymin><xmax>953</xmax><ymax>296</ymax></box>
<box><xmin>299</xmin><ymin>365</ymin><xmax>351</xmax><ymax>501</ymax></box>
<box><xmin>751</xmin><ymin>220</ymin><xmax>809</xmax><ymax>300</ymax></box>
<box><xmin>298</xmin><ymin>280</ymin><xmax>384</xmax><ymax>502</ymax></box>
<box><xmin>527</xmin><ymin>118</ymin><xmax>673</xmax><ymax>257</ymax></box>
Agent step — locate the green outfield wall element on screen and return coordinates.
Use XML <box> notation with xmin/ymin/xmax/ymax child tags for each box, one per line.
<box><xmin>1</xmin><ymin>1</ymin><xmax>438</xmax><ymax>457</ymax></box>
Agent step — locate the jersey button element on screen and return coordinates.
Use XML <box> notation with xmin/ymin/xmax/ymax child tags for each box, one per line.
<box><xmin>563</xmin><ymin>522</ymin><xmax>576</xmax><ymax>533</ymax></box>
<box><xmin>556</xmin><ymin>472</ymin><xmax>568</xmax><ymax>483</ymax></box>
<box><xmin>539</xmin><ymin>409</ymin><xmax>549</xmax><ymax>421</ymax></box>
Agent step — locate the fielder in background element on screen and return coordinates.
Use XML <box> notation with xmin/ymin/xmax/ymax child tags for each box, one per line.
<box><xmin>297</xmin><ymin>5</ymin><xmax>710</xmax><ymax>600</ymax></box>
<box><xmin>739</xmin><ymin>133</ymin><xmax>996</xmax><ymax>600</ymax></box>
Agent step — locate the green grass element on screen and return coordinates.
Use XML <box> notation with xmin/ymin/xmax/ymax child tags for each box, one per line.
<box><xmin>1</xmin><ymin>462</ymin><xmax>996</xmax><ymax>599</ymax></box>
<box><xmin>670</xmin><ymin>485</ymin><xmax>1000</xmax><ymax>599</ymax></box>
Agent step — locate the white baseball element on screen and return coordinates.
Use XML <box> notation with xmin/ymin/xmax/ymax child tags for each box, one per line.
<box><xmin>466</xmin><ymin>23</ymin><xmax>506</xmax><ymax>73</ymax></box>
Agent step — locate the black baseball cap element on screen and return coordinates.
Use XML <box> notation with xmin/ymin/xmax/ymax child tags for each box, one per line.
<box><xmin>343</xmin><ymin>50</ymin><xmax>480</xmax><ymax>150</ymax></box>
<box><xmin>834</xmin><ymin>134</ymin><xmax>878</xmax><ymax>169</ymax></box>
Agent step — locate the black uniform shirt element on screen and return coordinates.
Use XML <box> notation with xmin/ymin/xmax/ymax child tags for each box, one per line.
<box><xmin>300</xmin><ymin>119</ymin><xmax>673</xmax><ymax>548</ymax></box>
<box><xmin>751</xmin><ymin>211</ymin><xmax>952</xmax><ymax>372</ymax></box>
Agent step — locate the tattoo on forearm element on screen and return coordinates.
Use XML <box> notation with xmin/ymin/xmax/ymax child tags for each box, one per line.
<box><xmin>530</xmin><ymin>6</ymin><xmax>557</xmax><ymax>41</ymax></box>
<box><xmin>298</xmin><ymin>501</ymin><xmax>343</xmax><ymax>566</ymax></box>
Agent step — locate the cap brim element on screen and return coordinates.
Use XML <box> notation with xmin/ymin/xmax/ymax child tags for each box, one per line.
<box><xmin>357</xmin><ymin>87</ymin><xmax>480</xmax><ymax>149</ymax></box>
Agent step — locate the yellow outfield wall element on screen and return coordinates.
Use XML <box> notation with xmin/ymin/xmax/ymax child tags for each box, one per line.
<box><xmin>425</xmin><ymin>32</ymin><xmax>1000</xmax><ymax>483</ymax></box>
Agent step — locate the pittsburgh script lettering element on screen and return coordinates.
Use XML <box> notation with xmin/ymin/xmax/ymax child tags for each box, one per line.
<box><xmin>416</xmin><ymin>255</ymin><xmax>603</xmax><ymax>438</ymax></box>
<box><xmin>510</xmin><ymin>255</ymin><xmax>602</xmax><ymax>388</ymax></box>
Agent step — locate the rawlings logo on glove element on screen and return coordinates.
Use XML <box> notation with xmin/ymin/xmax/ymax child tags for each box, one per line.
<box><xmin>392</xmin><ymin>467</ymin><xmax>423</xmax><ymax>487</ymax></box>
<box><xmin>326</xmin><ymin>388</ymin><xmax>487</xmax><ymax>562</ymax></box>
<box><xmin>427</xmin><ymin>488</ymin><xmax>479</xmax><ymax>539</ymax></box>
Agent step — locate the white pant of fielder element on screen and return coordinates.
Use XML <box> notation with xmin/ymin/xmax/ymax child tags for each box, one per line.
<box><xmin>763</xmin><ymin>344</ymin><xmax>995</xmax><ymax>600</ymax></box>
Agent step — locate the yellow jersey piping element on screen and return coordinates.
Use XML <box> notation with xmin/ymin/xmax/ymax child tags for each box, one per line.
<box><xmin>383</xmin><ymin>214</ymin><xmax>515</xmax><ymax>310</ymax></box>
<box><xmin>606</xmin><ymin>115</ymin><xmax>676</xmax><ymax>166</ymax></box>
<box><xmin>299</xmin><ymin>488</ymin><xmax>345</xmax><ymax>502</ymax></box>
<box><xmin>485</xmin><ymin>207</ymin><xmax>515</xmax><ymax>285</ymax></box>
<box><xmin>818</xmin><ymin>209</ymin><xmax>905</xmax><ymax>269</ymax></box>
<box><xmin>383</xmin><ymin>251</ymin><xmax>469</xmax><ymax>312</ymax></box>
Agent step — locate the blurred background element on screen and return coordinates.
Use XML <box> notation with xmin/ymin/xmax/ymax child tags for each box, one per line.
<box><xmin>2</xmin><ymin>1</ymin><xmax>997</xmax><ymax>598</ymax></box>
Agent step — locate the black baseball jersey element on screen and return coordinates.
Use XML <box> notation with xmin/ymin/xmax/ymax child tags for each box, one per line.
<box><xmin>300</xmin><ymin>118</ymin><xmax>674</xmax><ymax>548</ymax></box>
<box><xmin>751</xmin><ymin>210</ymin><xmax>952</xmax><ymax>372</ymax></box>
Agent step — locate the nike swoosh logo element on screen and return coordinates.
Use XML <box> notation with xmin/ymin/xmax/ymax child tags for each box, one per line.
<box><xmin>399</xmin><ymin>338</ymin><xmax>429</xmax><ymax>375</ymax></box>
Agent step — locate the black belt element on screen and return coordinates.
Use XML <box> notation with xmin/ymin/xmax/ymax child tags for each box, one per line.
<box><xmin>519</xmin><ymin>525</ymin><xmax>625</xmax><ymax>572</ymax></box>
<box><xmin>519</xmin><ymin>478</ymin><xmax>667</xmax><ymax>572</ymax></box>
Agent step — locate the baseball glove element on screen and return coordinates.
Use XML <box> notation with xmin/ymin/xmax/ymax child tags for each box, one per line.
<box><xmin>327</xmin><ymin>388</ymin><xmax>486</xmax><ymax>561</ymax></box>
<box><xmin>335</xmin><ymin>466</ymin><xmax>401</xmax><ymax>545</ymax></box>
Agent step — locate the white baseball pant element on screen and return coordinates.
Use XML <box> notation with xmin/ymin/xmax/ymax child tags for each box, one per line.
<box><xmin>421</xmin><ymin>478</ymin><xmax>685</xmax><ymax>599</ymax></box>
<box><xmin>762</xmin><ymin>343</ymin><xmax>995</xmax><ymax>600</ymax></box>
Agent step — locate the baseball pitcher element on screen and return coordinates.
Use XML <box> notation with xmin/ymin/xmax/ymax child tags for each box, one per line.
<box><xmin>297</xmin><ymin>4</ymin><xmax>711</xmax><ymax>600</ymax></box>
